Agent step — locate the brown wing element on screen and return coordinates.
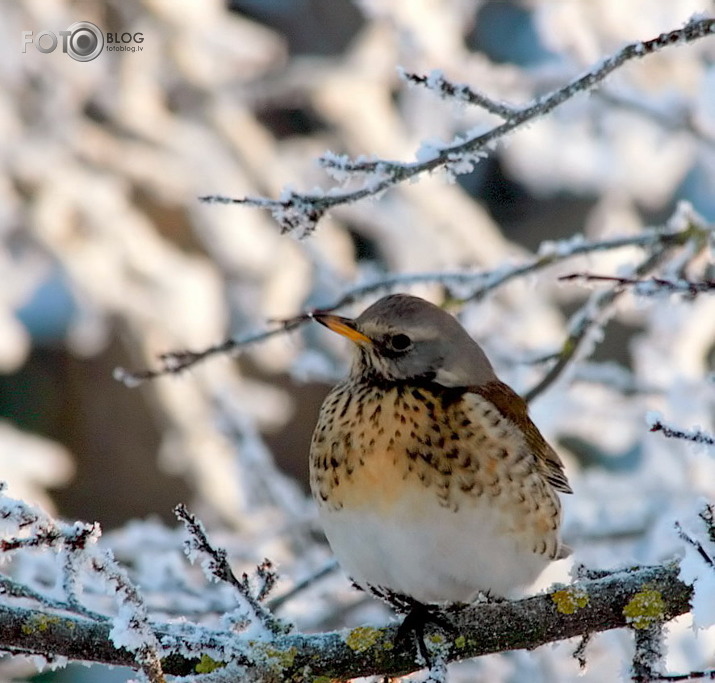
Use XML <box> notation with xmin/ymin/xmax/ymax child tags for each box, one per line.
<box><xmin>471</xmin><ymin>380</ymin><xmax>572</xmax><ymax>494</ymax></box>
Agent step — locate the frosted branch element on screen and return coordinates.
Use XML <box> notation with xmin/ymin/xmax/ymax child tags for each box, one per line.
<box><xmin>675</xmin><ymin>523</ymin><xmax>715</xmax><ymax>570</ymax></box>
<box><xmin>400</xmin><ymin>69</ymin><xmax>518</xmax><ymax>118</ymax></box>
<box><xmin>523</xmin><ymin>222</ymin><xmax>705</xmax><ymax>403</ymax></box>
<box><xmin>0</xmin><ymin>563</ymin><xmax>694</xmax><ymax>680</ymax></box>
<box><xmin>114</xmin><ymin>221</ymin><xmax>704</xmax><ymax>386</ymax></box>
<box><xmin>174</xmin><ymin>503</ymin><xmax>288</xmax><ymax>636</ymax></box>
<box><xmin>649</xmin><ymin>419</ymin><xmax>715</xmax><ymax>447</ymax></box>
<box><xmin>0</xmin><ymin>484</ymin><xmax>165</xmax><ymax>682</ymax></box>
<box><xmin>631</xmin><ymin>624</ymin><xmax>666</xmax><ymax>683</ymax></box>
<box><xmin>559</xmin><ymin>273</ymin><xmax>715</xmax><ymax>297</ymax></box>
<box><xmin>200</xmin><ymin>17</ymin><xmax>715</xmax><ymax>235</ymax></box>
<box><xmin>91</xmin><ymin>551</ymin><xmax>166</xmax><ymax>683</ymax></box>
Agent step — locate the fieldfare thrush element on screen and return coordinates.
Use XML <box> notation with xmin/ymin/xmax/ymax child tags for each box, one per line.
<box><xmin>310</xmin><ymin>293</ymin><xmax>571</xmax><ymax>612</ymax></box>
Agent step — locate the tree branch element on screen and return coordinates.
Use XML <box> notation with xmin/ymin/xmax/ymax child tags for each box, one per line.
<box><xmin>113</xmin><ymin>221</ymin><xmax>706</xmax><ymax>386</ymax></box>
<box><xmin>558</xmin><ymin>273</ymin><xmax>715</xmax><ymax>297</ymax></box>
<box><xmin>0</xmin><ymin>563</ymin><xmax>692</xmax><ymax>680</ymax></box>
<box><xmin>649</xmin><ymin>418</ymin><xmax>715</xmax><ymax>447</ymax></box>
<box><xmin>199</xmin><ymin>17</ymin><xmax>715</xmax><ymax>236</ymax></box>
<box><xmin>523</xmin><ymin>219</ymin><xmax>707</xmax><ymax>403</ymax></box>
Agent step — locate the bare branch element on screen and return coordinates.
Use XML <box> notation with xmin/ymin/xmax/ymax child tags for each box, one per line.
<box><xmin>523</xmin><ymin>226</ymin><xmax>702</xmax><ymax>403</ymax></box>
<box><xmin>267</xmin><ymin>559</ymin><xmax>338</xmax><ymax>611</ymax></box>
<box><xmin>596</xmin><ymin>90</ymin><xmax>715</xmax><ymax>150</ymax></box>
<box><xmin>653</xmin><ymin>670</ymin><xmax>715</xmax><ymax>680</ymax></box>
<box><xmin>675</xmin><ymin>522</ymin><xmax>715</xmax><ymax>569</ymax></box>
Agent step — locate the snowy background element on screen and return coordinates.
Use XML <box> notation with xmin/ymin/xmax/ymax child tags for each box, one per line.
<box><xmin>0</xmin><ymin>0</ymin><xmax>714</xmax><ymax>681</ymax></box>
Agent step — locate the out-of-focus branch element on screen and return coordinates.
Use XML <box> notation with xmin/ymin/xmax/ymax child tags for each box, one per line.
<box><xmin>0</xmin><ymin>563</ymin><xmax>693</xmax><ymax>680</ymax></box>
<box><xmin>596</xmin><ymin>90</ymin><xmax>715</xmax><ymax>150</ymax></box>
<box><xmin>199</xmin><ymin>17</ymin><xmax>715</xmax><ymax>236</ymax></box>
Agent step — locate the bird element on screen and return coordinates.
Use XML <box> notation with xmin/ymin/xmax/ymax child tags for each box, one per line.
<box><xmin>309</xmin><ymin>293</ymin><xmax>572</xmax><ymax>615</ymax></box>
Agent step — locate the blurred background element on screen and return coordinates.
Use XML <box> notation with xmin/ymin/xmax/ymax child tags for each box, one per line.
<box><xmin>1</xmin><ymin>0</ymin><xmax>715</xmax><ymax>681</ymax></box>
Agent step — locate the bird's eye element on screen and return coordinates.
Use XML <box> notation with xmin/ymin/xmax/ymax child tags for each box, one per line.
<box><xmin>389</xmin><ymin>333</ymin><xmax>412</xmax><ymax>351</ymax></box>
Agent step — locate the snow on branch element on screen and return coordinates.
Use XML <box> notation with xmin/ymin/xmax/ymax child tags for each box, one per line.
<box><xmin>199</xmin><ymin>16</ymin><xmax>715</xmax><ymax>236</ymax></box>
<box><xmin>631</xmin><ymin>623</ymin><xmax>666</xmax><ymax>683</ymax></box>
<box><xmin>647</xmin><ymin>414</ymin><xmax>715</xmax><ymax>447</ymax></box>
<box><xmin>2</xmin><ymin>481</ymin><xmax>709</xmax><ymax>680</ymax></box>
<box><xmin>0</xmin><ymin>483</ymin><xmax>165</xmax><ymax>682</ymax></box>
<box><xmin>559</xmin><ymin>273</ymin><xmax>715</xmax><ymax>298</ymax></box>
<box><xmin>114</xmin><ymin>212</ymin><xmax>711</xmax><ymax>386</ymax></box>
<box><xmin>0</xmin><ymin>562</ymin><xmax>695</xmax><ymax>680</ymax></box>
<box><xmin>525</xmin><ymin>216</ymin><xmax>711</xmax><ymax>402</ymax></box>
<box><xmin>399</xmin><ymin>68</ymin><xmax>518</xmax><ymax>118</ymax></box>
<box><xmin>174</xmin><ymin>503</ymin><xmax>289</xmax><ymax>637</ymax></box>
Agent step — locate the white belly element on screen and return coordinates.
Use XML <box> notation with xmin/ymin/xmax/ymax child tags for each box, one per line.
<box><xmin>318</xmin><ymin>488</ymin><xmax>552</xmax><ymax>604</ymax></box>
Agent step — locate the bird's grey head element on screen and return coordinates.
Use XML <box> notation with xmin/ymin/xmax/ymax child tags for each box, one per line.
<box><xmin>313</xmin><ymin>294</ymin><xmax>496</xmax><ymax>387</ymax></box>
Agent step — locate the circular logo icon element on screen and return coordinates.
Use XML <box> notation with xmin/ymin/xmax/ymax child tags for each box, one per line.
<box><xmin>66</xmin><ymin>21</ymin><xmax>103</xmax><ymax>62</ymax></box>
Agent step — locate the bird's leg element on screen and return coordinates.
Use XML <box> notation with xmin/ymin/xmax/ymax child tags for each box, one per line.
<box><xmin>363</xmin><ymin>586</ymin><xmax>457</xmax><ymax>669</ymax></box>
<box><xmin>394</xmin><ymin>599</ymin><xmax>457</xmax><ymax>670</ymax></box>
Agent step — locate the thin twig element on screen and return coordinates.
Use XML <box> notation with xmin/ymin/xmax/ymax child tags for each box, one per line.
<box><xmin>524</xmin><ymin>237</ymin><xmax>688</xmax><ymax>403</ymax></box>
<box><xmin>675</xmin><ymin>522</ymin><xmax>715</xmax><ymax>569</ymax></box>
<box><xmin>174</xmin><ymin>504</ymin><xmax>288</xmax><ymax>636</ymax></box>
<box><xmin>573</xmin><ymin>632</ymin><xmax>591</xmax><ymax>670</ymax></box>
<box><xmin>653</xmin><ymin>670</ymin><xmax>715</xmax><ymax>680</ymax></box>
<box><xmin>559</xmin><ymin>273</ymin><xmax>715</xmax><ymax>296</ymax></box>
<box><xmin>631</xmin><ymin>623</ymin><xmax>665</xmax><ymax>683</ymax></box>
<box><xmin>649</xmin><ymin>420</ymin><xmax>715</xmax><ymax>447</ymax></box>
<box><xmin>267</xmin><ymin>559</ymin><xmax>338</xmax><ymax>611</ymax></box>
<box><xmin>400</xmin><ymin>69</ymin><xmax>518</xmax><ymax>118</ymax></box>
<box><xmin>596</xmin><ymin>90</ymin><xmax>715</xmax><ymax>150</ymax></box>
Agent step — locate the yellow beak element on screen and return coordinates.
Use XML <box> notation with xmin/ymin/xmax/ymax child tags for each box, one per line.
<box><xmin>312</xmin><ymin>313</ymin><xmax>372</xmax><ymax>345</ymax></box>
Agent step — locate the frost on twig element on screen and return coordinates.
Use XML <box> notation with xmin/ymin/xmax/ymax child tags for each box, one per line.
<box><xmin>676</xmin><ymin>505</ymin><xmax>715</xmax><ymax>636</ymax></box>
<box><xmin>114</xmin><ymin>212</ymin><xmax>711</xmax><ymax>386</ymax></box>
<box><xmin>0</xmin><ymin>478</ymin><xmax>705</xmax><ymax>680</ymax></box>
<box><xmin>0</xmin><ymin>483</ymin><xmax>165</xmax><ymax>683</ymax></box>
<box><xmin>523</xmin><ymin>214</ymin><xmax>711</xmax><ymax>403</ymax></box>
<box><xmin>647</xmin><ymin>415</ymin><xmax>715</xmax><ymax>447</ymax></box>
<box><xmin>559</xmin><ymin>273</ymin><xmax>715</xmax><ymax>298</ymax></box>
<box><xmin>399</xmin><ymin>69</ymin><xmax>518</xmax><ymax>118</ymax></box>
<box><xmin>199</xmin><ymin>17</ymin><xmax>715</xmax><ymax>236</ymax></box>
<box><xmin>92</xmin><ymin>551</ymin><xmax>165</xmax><ymax>683</ymax></box>
<box><xmin>174</xmin><ymin>503</ymin><xmax>289</xmax><ymax>637</ymax></box>
<box><xmin>0</xmin><ymin>562</ymin><xmax>697</xmax><ymax>680</ymax></box>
